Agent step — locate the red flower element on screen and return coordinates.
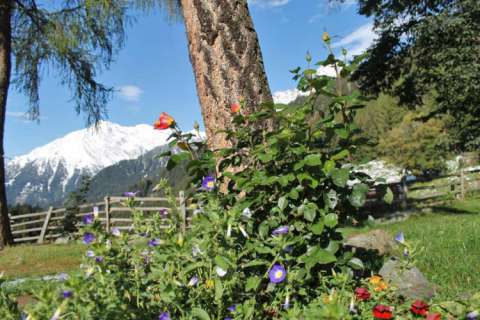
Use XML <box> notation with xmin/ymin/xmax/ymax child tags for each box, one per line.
<box><xmin>426</xmin><ymin>312</ymin><xmax>441</xmax><ymax>320</ymax></box>
<box><xmin>230</xmin><ymin>103</ymin><xmax>241</xmax><ymax>113</ymax></box>
<box><xmin>373</xmin><ymin>304</ymin><xmax>393</xmax><ymax>319</ymax></box>
<box><xmin>154</xmin><ymin>112</ymin><xmax>175</xmax><ymax>130</ymax></box>
<box><xmin>411</xmin><ymin>300</ymin><xmax>429</xmax><ymax>316</ymax></box>
<box><xmin>354</xmin><ymin>287</ymin><xmax>371</xmax><ymax>301</ymax></box>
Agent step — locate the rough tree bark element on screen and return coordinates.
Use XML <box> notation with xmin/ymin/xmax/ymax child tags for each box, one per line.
<box><xmin>180</xmin><ymin>0</ymin><xmax>273</xmax><ymax>150</ymax></box>
<box><xmin>0</xmin><ymin>0</ymin><xmax>13</xmax><ymax>248</ymax></box>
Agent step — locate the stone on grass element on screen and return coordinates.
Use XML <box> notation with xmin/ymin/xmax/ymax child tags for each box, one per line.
<box><xmin>379</xmin><ymin>258</ymin><xmax>436</xmax><ymax>300</ymax></box>
<box><xmin>344</xmin><ymin>229</ymin><xmax>396</xmax><ymax>256</ymax></box>
<box><xmin>54</xmin><ymin>236</ymin><xmax>70</xmax><ymax>244</ymax></box>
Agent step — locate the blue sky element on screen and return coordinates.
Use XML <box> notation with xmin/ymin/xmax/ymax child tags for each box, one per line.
<box><xmin>6</xmin><ymin>0</ymin><xmax>374</xmax><ymax>158</ymax></box>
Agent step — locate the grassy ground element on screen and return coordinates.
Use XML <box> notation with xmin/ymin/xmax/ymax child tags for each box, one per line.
<box><xmin>344</xmin><ymin>196</ymin><xmax>480</xmax><ymax>300</ymax></box>
<box><xmin>0</xmin><ymin>243</ymin><xmax>84</xmax><ymax>279</ymax></box>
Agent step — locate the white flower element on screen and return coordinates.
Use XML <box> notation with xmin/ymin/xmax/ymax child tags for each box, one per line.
<box><xmin>188</xmin><ymin>275</ymin><xmax>199</xmax><ymax>286</ymax></box>
<box><xmin>111</xmin><ymin>227</ymin><xmax>121</xmax><ymax>237</ymax></box>
<box><xmin>215</xmin><ymin>266</ymin><xmax>227</xmax><ymax>277</ymax></box>
<box><xmin>93</xmin><ymin>206</ymin><xmax>99</xmax><ymax>218</ymax></box>
<box><xmin>242</xmin><ymin>207</ymin><xmax>252</xmax><ymax>219</ymax></box>
<box><xmin>192</xmin><ymin>245</ymin><xmax>203</xmax><ymax>257</ymax></box>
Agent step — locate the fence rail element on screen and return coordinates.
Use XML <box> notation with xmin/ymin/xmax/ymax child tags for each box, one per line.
<box><xmin>9</xmin><ymin>192</ymin><xmax>188</xmax><ymax>244</ymax></box>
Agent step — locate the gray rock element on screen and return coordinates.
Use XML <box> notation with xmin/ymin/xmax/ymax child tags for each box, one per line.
<box><xmin>379</xmin><ymin>258</ymin><xmax>436</xmax><ymax>300</ymax></box>
<box><xmin>54</xmin><ymin>236</ymin><xmax>70</xmax><ymax>244</ymax></box>
<box><xmin>344</xmin><ymin>229</ymin><xmax>396</xmax><ymax>255</ymax></box>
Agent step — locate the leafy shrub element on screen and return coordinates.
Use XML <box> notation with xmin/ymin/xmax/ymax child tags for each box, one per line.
<box><xmin>2</xmin><ymin>36</ymin><xmax>479</xmax><ymax>320</ymax></box>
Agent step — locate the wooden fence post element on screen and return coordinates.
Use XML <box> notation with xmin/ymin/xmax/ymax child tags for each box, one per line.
<box><xmin>460</xmin><ymin>168</ymin><xmax>466</xmax><ymax>200</ymax></box>
<box><xmin>105</xmin><ymin>196</ymin><xmax>111</xmax><ymax>233</ymax></box>
<box><xmin>179</xmin><ymin>191</ymin><xmax>186</xmax><ymax>235</ymax></box>
<box><xmin>38</xmin><ymin>206</ymin><xmax>53</xmax><ymax>244</ymax></box>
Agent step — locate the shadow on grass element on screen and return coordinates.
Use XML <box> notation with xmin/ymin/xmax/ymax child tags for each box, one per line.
<box><xmin>429</xmin><ymin>205</ymin><xmax>478</xmax><ymax>215</ymax></box>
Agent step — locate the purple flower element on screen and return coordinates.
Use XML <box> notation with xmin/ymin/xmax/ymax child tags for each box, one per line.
<box><xmin>123</xmin><ymin>191</ymin><xmax>138</xmax><ymax>197</ymax></box>
<box><xmin>82</xmin><ymin>214</ymin><xmax>94</xmax><ymax>225</ymax></box>
<box><xmin>62</xmin><ymin>290</ymin><xmax>73</xmax><ymax>298</ymax></box>
<box><xmin>159</xmin><ymin>312</ymin><xmax>170</xmax><ymax>320</ymax></box>
<box><xmin>268</xmin><ymin>264</ymin><xmax>287</xmax><ymax>284</ymax></box>
<box><xmin>83</xmin><ymin>232</ymin><xmax>95</xmax><ymax>245</ymax></box>
<box><xmin>159</xmin><ymin>208</ymin><xmax>169</xmax><ymax>217</ymax></box>
<box><xmin>227</xmin><ymin>305</ymin><xmax>237</xmax><ymax>312</ymax></box>
<box><xmin>394</xmin><ymin>231</ymin><xmax>405</xmax><ymax>244</ymax></box>
<box><xmin>148</xmin><ymin>238</ymin><xmax>161</xmax><ymax>247</ymax></box>
<box><xmin>85</xmin><ymin>250</ymin><xmax>95</xmax><ymax>258</ymax></box>
<box><xmin>224</xmin><ymin>318</ymin><xmax>233</xmax><ymax>320</ymax></box>
<box><xmin>272</xmin><ymin>226</ymin><xmax>289</xmax><ymax>236</ymax></box>
<box><xmin>188</xmin><ymin>275</ymin><xmax>199</xmax><ymax>286</ymax></box>
<box><xmin>467</xmin><ymin>311</ymin><xmax>479</xmax><ymax>320</ymax></box>
<box><xmin>111</xmin><ymin>227</ymin><xmax>121</xmax><ymax>237</ymax></box>
<box><xmin>95</xmin><ymin>256</ymin><xmax>104</xmax><ymax>263</ymax></box>
<box><xmin>201</xmin><ymin>175</ymin><xmax>215</xmax><ymax>191</ymax></box>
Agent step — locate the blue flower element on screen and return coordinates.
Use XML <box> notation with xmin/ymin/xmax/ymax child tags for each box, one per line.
<box><xmin>83</xmin><ymin>232</ymin><xmax>95</xmax><ymax>245</ymax></box>
<box><xmin>268</xmin><ymin>264</ymin><xmax>287</xmax><ymax>284</ymax></box>
<box><xmin>123</xmin><ymin>191</ymin><xmax>137</xmax><ymax>197</ymax></box>
<box><xmin>159</xmin><ymin>312</ymin><xmax>170</xmax><ymax>320</ymax></box>
<box><xmin>95</xmin><ymin>256</ymin><xmax>104</xmax><ymax>263</ymax></box>
<box><xmin>467</xmin><ymin>311</ymin><xmax>479</xmax><ymax>320</ymax></box>
<box><xmin>394</xmin><ymin>231</ymin><xmax>405</xmax><ymax>244</ymax></box>
<box><xmin>188</xmin><ymin>275</ymin><xmax>199</xmax><ymax>286</ymax></box>
<box><xmin>148</xmin><ymin>238</ymin><xmax>161</xmax><ymax>247</ymax></box>
<box><xmin>272</xmin><ymin>226</ymin><xmax>289</xmax><ymax>236</ymax></box>
<box><xmin>85</xmin><ymin>250</ymin><xmax>95</xmax><ymax>258</ymax></box>
<box><xmin>227</xmin><ymin>304</ymin><xmax>237</xmax><ymax>312</ymax></box>
<box><xmin>201</xmin><ymin>175</ymin><xmax>215</xmax><ymax>191</ymax></box>
<box><xmin>62</xmin><ymin>290</ymin><xmax>73</xmax><ymax>298</ymax></box>
<box><xmin>82</xmin><ymin>214</ymin><xmax>94</xmax><ymax>225</ymax></box>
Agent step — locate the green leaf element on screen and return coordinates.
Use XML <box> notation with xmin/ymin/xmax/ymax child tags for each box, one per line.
<box><xmin>331</xmin><ymin>149</ymin><xmax>350</xmax><ymax>161</ymax></box>
<box><xmin>323</xmin><ymin>160</ymin><xmax>335</xmax><ymax>174</ymax></box>
<box><xmin>304</xmin><ymin>154</ymin><xmax>322</xmax><ymax>166</ymax></box>
<box><xmin>324</xmin><ymin>189</ymin><xmax>338</xmax><ymax>209</ymax></box>
<box><xmin>191</xmin><ymin>308</ymin><xmax>211</xmax><ymax>320</ymax></box>
<box><xmin>331</xmin><ymin>168</ymin><xmax>349</xmax><ymax>187</ymax></box>
<box><xmin>349</xmin><ymin>183</ymin><xmax>369</xmax><ymax>208</ymax></box>
<box><xmin>215</xmin><ymin>279</ymin><xmax>223</xmax><ymax>301</ymax></box>
<box><xmin>278</xmin><ymin>196</ymin><xmax>288</xmax><ymax>211</ymax></box>
<box><xmin>288</xmin><ymin>189</ymin><xmax>299</xmax><ymax>200</ymax></box>
<box><xmin>303</xmin><ymin>204</ymin><xmax>317</xmax><ymax>222</ymax></box>
<box><xmin>383</xmin><ymin>187</ymin><xmax>394</xmax><ymax>205</ymax></box>
<box><xmin>300</xmin><ymin>246</ymin><xmax>337</xmax><ymax>267</ymax></box>
<box><xmin>348</xmin><ymin>258</ymin><xmax>365</xmax><ymax>270</ymax></box>
<box><xmin>310</xmin><ymin>222</ymin><xmax>324</xmax><ymax>235</ymax></box>
<box><xmin>245</xmin><ymin>276</ymin><xmax>261</xmax><ymax>292</ymax></box>
<box><xmin>324</xmin><ymin>213</ymin><xmax>338</xmax><ymax>228</ymax></box>
<box><xmin>214</xmin><ymin>256</ymin><xmax>231</xmax><ymax>270</ymax></box>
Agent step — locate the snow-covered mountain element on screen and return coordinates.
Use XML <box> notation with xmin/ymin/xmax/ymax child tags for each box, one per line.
<box><xmin>6</xmin><ymin>121</ymin><xmax>175</xmax><ymax>206</ymax></box>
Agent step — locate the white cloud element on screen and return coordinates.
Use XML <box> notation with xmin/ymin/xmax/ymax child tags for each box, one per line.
<box><xmin>333</xmin><ymin>23</ymin><xmax>377</xmax><ymax>57</ymax></box>
<box><xmin>273</xmin><ymin>88</ymin><xmax>308</xmax><ymax>104</ymax></box>
<box><xmin>317</xmin><ymin>65</ymin><xmax>338</xmax><ymax>77</ymax></box>
<box><xmin>249</xmin><ymin>0</ymin><xmax>290</xmax><ymax>8</ymax></box>
<box><xmin>117</xmin><ymin>85</ymin><xmax>143</xmax><ymax>102</ymax></box>
<box><xmin>6</xmin><ymin>111</ymin><xmax>25</xmax><ymax>118</ymax></box>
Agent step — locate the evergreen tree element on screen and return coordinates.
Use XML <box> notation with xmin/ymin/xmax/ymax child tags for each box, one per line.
<box><xmin>349</xmin><ymin>0</ymin><xmax>480</xmax><ymax>151</ymax></box>
<box><xmin>0</xmin><ymin>0</ymin><xmax>130</xmax><ymax>247</ymax></box>
<box><xmin>63</xmin><ymin>175</ymin><xmax>91</xmax><ymax>235</ymax></box>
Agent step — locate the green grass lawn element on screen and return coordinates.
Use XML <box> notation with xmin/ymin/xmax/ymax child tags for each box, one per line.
<box><xmin>344</xmin><ymin>196</ymin><xmax>480</xmax><ymax>300</ymax></box>
<box><xmin>0</xmin><ymin>243</ymin><xmax>84</xmax><ymax>279</ymax></box>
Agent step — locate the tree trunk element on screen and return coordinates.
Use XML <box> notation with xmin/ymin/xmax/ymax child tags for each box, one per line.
<box><xmin>0</xmin><ymin>0</ymin><xmax>13</xmax><ymax>248</ymax></box>
<box><xmin>180</xmin><ymin>0</ymin><xmax>273</xmax><ymax>150</ymax></box>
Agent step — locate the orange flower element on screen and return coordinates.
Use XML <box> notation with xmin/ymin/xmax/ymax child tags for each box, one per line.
<box><xmin>154</xmin><ymin>112</ymin><xmax>175</xmax><ymax>130</ymax></box>
<box><xmin>231</xmin><ymin>103</ymin><xmax>241</xmax><ymax>113</ymax></box>
<box><xmin>370</xmin><ymin>275</ymin><xmax>388</xmax><ymax>291</ymax></box>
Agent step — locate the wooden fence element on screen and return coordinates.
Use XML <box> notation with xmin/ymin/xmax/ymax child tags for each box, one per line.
<box><xmin>9</xmin><ymin>192</ymin><xmax>190</xmax><ymax>244</ymax></box>
<box><xmin>407</xmin><ymin>168</ymin><xmax>480</xmax><ymax>204</ymax></box>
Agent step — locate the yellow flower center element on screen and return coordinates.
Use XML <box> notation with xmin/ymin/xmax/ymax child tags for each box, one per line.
<box><xmin>275</xmin><ymin>270</ymin><xmax>284</xmax><ymax>279</ymax></box>
<box><xmin>207</xmin><ymin>181</ymin><xmax>214</xmax><ymax>188</ymax></box>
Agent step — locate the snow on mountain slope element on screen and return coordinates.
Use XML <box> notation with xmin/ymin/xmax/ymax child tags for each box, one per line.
<box><xmin>6</xmin><ymin>121</ymin><xmax>176</xmax><ymax>206</ymax></box>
